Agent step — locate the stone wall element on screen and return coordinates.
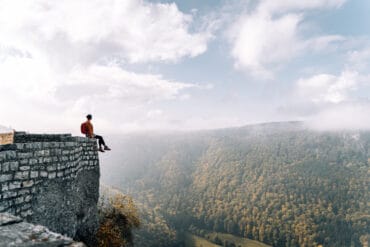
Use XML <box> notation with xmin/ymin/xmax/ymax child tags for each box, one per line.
<box><xmin>0</xmin><ymin>132</ymin><xmax>100</xmax><ymax>246</ymax></box>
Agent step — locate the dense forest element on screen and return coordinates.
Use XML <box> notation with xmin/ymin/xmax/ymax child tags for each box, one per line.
<box><xmin>101</xmin><ymin>122</ymin><xmax>370</xmax><ymax>247</ymax></box>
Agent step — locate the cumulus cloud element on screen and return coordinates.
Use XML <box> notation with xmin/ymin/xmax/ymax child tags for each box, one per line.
<box><xmin>0</xmin><ymin>0</ymin><xmax>213</xmax><ymax>133</ymax></box>
<box><xmin>279</xmin><ymin>68</ymin><xmax>370</xmax><ymax>130</ymax></box>
<box><xmin>0</xmin><ymin>0</ymin><xmax>211</xmax><ymax>64</ymax></box>
<box><xmin>227</xmin><ymin>0</ymin><xmax>345</xmax><ymax>78</ymax></box>
<box><xmin>347</xmin><ymin>47</ymin><xmax>370</xmax><ymax>72</ymax></box>
<box><xmin>0</xmin><ymin>59</ymin><xmax>198</xmax><ymax>133</ymax></box>
<box><xmin>295</xmin><ymin>71</ymin><xmax>358</xmax><ymax>104</ymax></box>
<box><xmin>307</xmin><ymin>102</ymin><xmax>370</xmax><ymax>130</ymax></box>
<box><xmin>63</xmin><ymin>65</ymin><xmax>194</xmax><ymax>102</ymax></box>
<box><xmin>257</xmin><ymin>0</ymin><xmax>346</xmax><ymax>14</ymax></box>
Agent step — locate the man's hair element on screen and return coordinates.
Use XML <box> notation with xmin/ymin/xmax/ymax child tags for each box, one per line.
<box><xmin>86</xmin><ymin>114</ymin><xmax>92</xmax><ymax>120</ymax></box>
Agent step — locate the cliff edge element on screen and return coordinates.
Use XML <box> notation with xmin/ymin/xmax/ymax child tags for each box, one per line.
<box><xmin>0</xmin><ymin>132</ymin><xmax>100</xmax><ymax>246</ymax></box>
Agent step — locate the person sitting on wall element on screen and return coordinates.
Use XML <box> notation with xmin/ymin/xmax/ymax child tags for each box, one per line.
<box><xmin>81</xmin><ymin>114</ymin><xmax>111</xmax><ymax>152</ymax></box>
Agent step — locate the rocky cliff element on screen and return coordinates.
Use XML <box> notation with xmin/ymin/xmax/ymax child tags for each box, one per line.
<box><xmin>0</xmin><ymin>132</ymin><xmax>100</xmax><ymax>246</ymax></box>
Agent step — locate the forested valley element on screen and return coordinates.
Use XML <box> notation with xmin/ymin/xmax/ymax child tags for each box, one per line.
<box><xmin>101</xmin><ymin>122</ymin><xmax>369</xmax><ymax>247</ymax></box>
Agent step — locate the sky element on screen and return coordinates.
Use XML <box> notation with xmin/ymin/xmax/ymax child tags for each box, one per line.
<box><xmin>0</xmin><ymin>0</ymin><xmax>370</xmax><ymax>134</ymax></box>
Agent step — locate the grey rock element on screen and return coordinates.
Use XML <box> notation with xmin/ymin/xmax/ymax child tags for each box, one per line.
<box><xmin>30</xmin><ymin>169</ymin><xmax>100</xmax><ymax>246</ymax></box>
<box><xmin>0</xmin><ymin>213</ymin><xmax>22</xmax><ymax>226</ymax></box>
<box><xmin>0</xmin><ymin>213</ymin><xmax>86</xmax><ymax>247</ymax></box>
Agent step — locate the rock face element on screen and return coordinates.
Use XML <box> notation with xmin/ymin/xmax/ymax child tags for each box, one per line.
<box><xmin>0</xmin><ymin>213</ymin><xmax>86</xmax><ymax>246</ymax></box>
<box><xmin>0</xmin><ymin>132</ymin><xmax>100</xmax><ymax>246</ymax></box>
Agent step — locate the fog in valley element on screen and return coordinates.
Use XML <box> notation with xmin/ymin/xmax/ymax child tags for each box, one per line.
<box><xmin>1</xmin><ymin>0</ymin><xmax>370</xmax><ymax>246</ymax></box>
<box><xmin>100</xmin><ymin>122</ymin><xmax>369</xmax><ymax>246</ymax></box>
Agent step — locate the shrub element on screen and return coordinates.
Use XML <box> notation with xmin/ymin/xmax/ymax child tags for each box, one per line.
<box><xmin>97</xmin><ymin>189</ymin><xmax>140</xmax><ymax>247</ymax></box>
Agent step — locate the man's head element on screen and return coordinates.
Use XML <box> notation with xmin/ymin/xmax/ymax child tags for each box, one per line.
<box><xmin>86</xmin><ymin>114</ymin><xmax>92</xmax><ymax>120</ymax></box>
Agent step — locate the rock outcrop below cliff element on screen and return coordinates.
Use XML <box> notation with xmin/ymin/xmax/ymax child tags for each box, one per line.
<box><xmin>0</xmin><ymin>213</ymin><xmax>86</xmax><ymax>246</ymax></box>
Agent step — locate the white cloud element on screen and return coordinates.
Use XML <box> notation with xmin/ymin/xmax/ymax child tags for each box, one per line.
<box><xmin>295</xmin><ymin>71</ymin><xmax>358</xmax><ymax>104</ymax></box>
<box><xmin>258</xmin><ymin>0</ymin><xmax>346</xmax><ymax>14</ymax></box>
<box><xmin>0</xmin><ymin>0</ymin><xmax>211</xmax><ymax>65</ymax></box>
<box><xmin>64</xmin><ymin>64</ymin><xmax>194</xmax><ymax>102</ymax></box>
<box><xmin>229</xmin><ymin>12</ymin><xmax>303</xmax><ymax>78</ymax></box>
<box><xmin>347</xmin><ymin>47</ymin><xmax>370</xmax><ymax>72</ymax></box>
<box><xmin>280</xmin><ymin>68</ymin><xmax>370</xmax><ymax>130</ymax></box>
<box><xmin>227</xmin><ymin>0</ymin><xmax>345</xmax><ymax>78</ymax></box>
<box><xmin>0</xmin><ymin>60</ymin><xmax>196</xmax><ymax>133</ymax></box>
<box><xmin>0</xmin><ymin>0</ymin><xmax>214</xmax><ymax>133</ymax></box>
<box><xmin>307</xmin><ymin>102</ymin><xmax>370</xmax><ymax>130</ymax></box>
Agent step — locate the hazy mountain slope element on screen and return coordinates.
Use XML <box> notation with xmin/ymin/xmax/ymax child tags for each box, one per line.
<box><xmin>101</xmin><ymin>122</ymin><xmax>370</xmax><ymax>247</ymax></box>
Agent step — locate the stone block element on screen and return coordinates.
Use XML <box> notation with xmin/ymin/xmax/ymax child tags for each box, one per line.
<box><xmin>5</xmin><ymin>151</ymin><xmax>16</xmax><ymax>160</ymax></box>
<box><xmin>2</xmin><ymin>191</ymin><xmax>17</xmax><ymax>199</ymax></box>
<box><xmin>19</xmin><ymin>166</ymin><xmax>30</xmax><ymax>171</ymax></box>
<box><xmin>0</xmin><ymin>174</ymin><xmax>13</xmax><ymax>183</ymax></box>
<box><xmin>46</xmin><ymin>164</ymin><xmax>56</xmax><ymax>171</ymax></box>
<box><xmin>49</xmin><ymin>142</ymin><xmax>60</xmax><ymax>148</ymax></box>
<box><xmin>1</xmin><ymin>163</ymin><xmax>9</xmax><ymax>172</ymax></box>
<box><xmin>62</xmin><ymin>156</ymin><xmax>69</xmax><ymax>161</ymax></box>
<box><xmin>40</xmin><ymin>171</ymin><xmax>48</xmax><ymax>178</ymax></box>
<box><xmin>24</xmin><ymin>195</ymin><xmax>32</xmax><ymax>203</ymax></box>
<box><xmin>26</xmin><ymin>142</ymin><xmax>42</xmax><ymax>149</ymax></box>
<box><xmin>30</xmin><ymin>171</ymin><xmax>38</xmax><ymax>178</ymax></box>
<box><xmin>35</xmin><ymin>150</ymin><xmax>45</xmax><ymax>156</ymax></box>
<box><xmin>1</xmin><ymin>183</ymin><xmax>8</xmax><ymax>192</ymax></box>
<box><xmin>41</xmin><ymin>142</ymin><xmax>50</xmax><ymax>148</ymax></box>
<box><xmin>17</xmin><ymin>189</ymin><xmax>30</xmax><ymax>195</ymax></box>
<box><xmin>0</xmin><ymin>153</ymin><xmax>6</xmax><ymax>162</ymax></box>
<box><xmin>65</xmin><ymin>142</ymin><xmax>76</xmax><ymax>147</ymax></box>
<box><xmin>21</xmin><ymin>180</ymin><xmax>34</xmax><ymax>188</ymax></box>
<box><xmin>48</xmin><ymin>172</ymin><xmax>56</xmax><ymax>179</ymax></box>
<box><xmin>15</xmin><ymin>143</ymin><xmax>24</xmax><ymax>149</ymax></box>
<box><xmin>17</xmin><ymin>152</ymin><xmax>32</xmax><ymax>159</ymax></box>
<box><xmin>0</xmin><ymin>201</ymin><xmax>9</xmax><ymax>212</ymax></box>
<box><xmin>19</xmin><ymin>159</ymin><xmax>28</xmax><ymax>165</ymax></box>
<box><xmin>9</xmin><ymin>161</ymin><xmax>19</xmax><ymax>171</ymax></box>
<box><xmin>15</xmin><ymin>197</ymin><xmax>24</xmax><ymax>204</ymax></box>
<box><xmin>29</xmin><ymin>159</ymin><xmax>38</xmax><ymax>165</ymax></box>
<box><xmin>43</xmin><ymin>157</ymin><xmax>52</xmax><ymax>163</ymax></box>
<box><xmin>9</xmin><ymin>181</ymin><xmax>21</xmax><ymax>190</ymax></box>
<box><xmin>14</xmin><ymin>171</ymin><xmax>29</xmax><ymax>180</ymax></box>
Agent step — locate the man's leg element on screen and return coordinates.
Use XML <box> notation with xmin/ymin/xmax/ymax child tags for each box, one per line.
<box><xmin>94</xmin><ymin>135</ymin><xmax>106</xmax><ymax>148</ymax></box>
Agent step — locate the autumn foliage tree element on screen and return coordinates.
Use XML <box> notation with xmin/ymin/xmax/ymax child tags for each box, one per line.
<box><xmin>97</xmin><ymin>187</ymin><xmax>140</xmax><ymax>247</ymax></box>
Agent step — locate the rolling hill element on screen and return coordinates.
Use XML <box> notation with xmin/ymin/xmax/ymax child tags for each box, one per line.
<box><xmin>101</xmin><ymin>122</ymin><xmax>370</xmax><ymax>247</ymax></box>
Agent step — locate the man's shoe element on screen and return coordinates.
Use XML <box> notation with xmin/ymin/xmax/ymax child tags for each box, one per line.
<box><xmin>98</xmin><ymin>147</ymin><xmax>105</xmax><ymax>152</ymax></box>
<box><xmin>104</xmin><ymin>146</ymin><xmax>111</xmax><ymax>151</ymax></box>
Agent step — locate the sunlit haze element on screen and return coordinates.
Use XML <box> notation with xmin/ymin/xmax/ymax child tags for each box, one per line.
<box><xmin>1</xmin><ymin>0</ymin><xmax>370</xmax><ymax>134</ymax></box>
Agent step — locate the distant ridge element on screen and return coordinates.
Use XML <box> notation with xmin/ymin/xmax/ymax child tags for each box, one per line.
<box><xmin>208</xmin><ymin>121</ymin><xmax>306</xmax><ymax>137</ymax></box>
<box><xmin>233</xmin><ymin>120</ymin><xmax>304</xmax><ymax>130</ymax></box>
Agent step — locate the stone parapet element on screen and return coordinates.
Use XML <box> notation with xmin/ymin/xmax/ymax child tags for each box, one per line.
<box><xmin>0</xmin><ymin>133</ymin><xmax>100</xmax><ymax>245</ymax></box>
